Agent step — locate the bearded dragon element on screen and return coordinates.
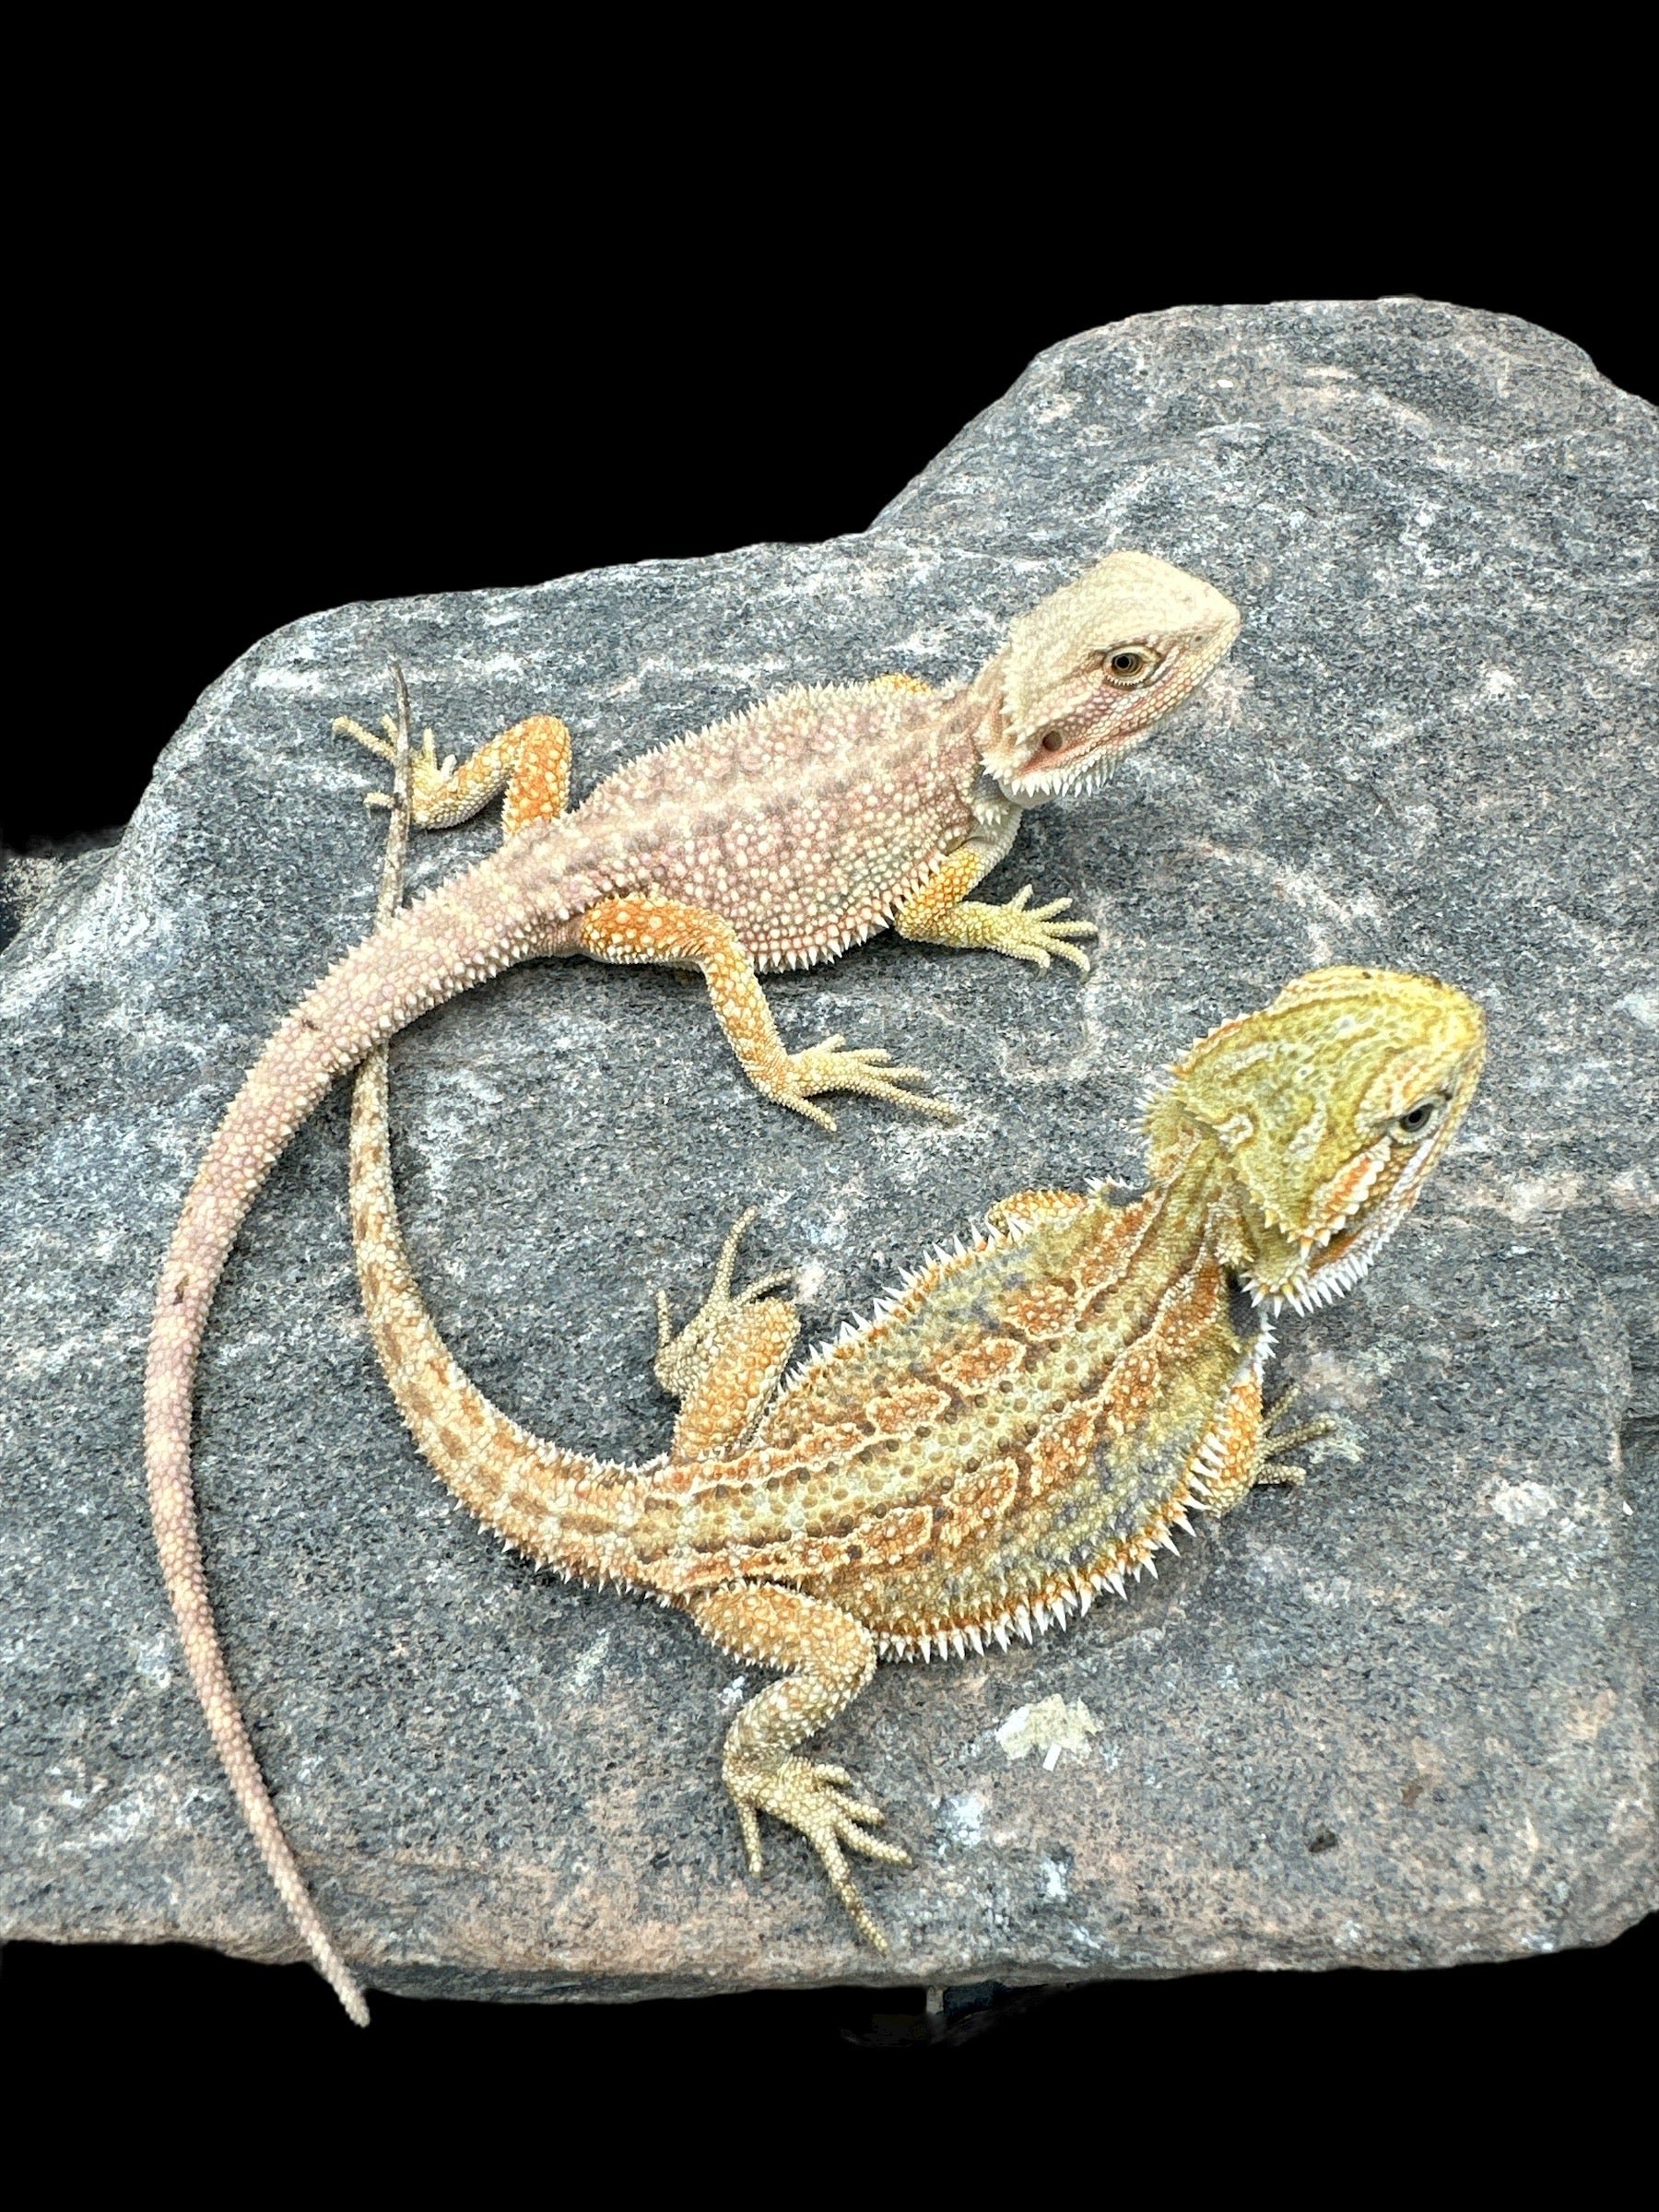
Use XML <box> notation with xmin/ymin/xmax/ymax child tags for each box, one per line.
<box><xmin>338</xmin><ymin>731</ymin><xmax>1482</xmax><ymax>2024</ymax></box>
<box><xmin>145</xmin><ymin>551</ymin><xmax>1238</xmax><ymax>2018</ymax></box>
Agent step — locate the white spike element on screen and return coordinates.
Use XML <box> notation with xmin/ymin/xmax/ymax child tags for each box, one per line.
<box><xmin>1077</xmin><ymin>1586</ymin><xmax>1092</xmax><ymax>1616</ymax></box>
<box><xmin>1159</xmin><ymin>1530</ymin><xmax>1180</xmax><ymax>1557</ymax></box>
<box><xmin>994</xmin><ymin>1622</ymin><xmax>1010</xmax><ymax>1652</ymax></box>
<box><xmin>951</xmin><ymin>1630</ymin><xmax>966</xmax><ymax>1660</ymax></box>
<box><xmin>1015</xmin><ymin>1606</ymin><xmax>1032</xmax><ymax>1643</ymax></box>
<box><xmin>968</xmin><ymin>1625</ymin><xmax>983</xmax><ymax>1655</ymax></box>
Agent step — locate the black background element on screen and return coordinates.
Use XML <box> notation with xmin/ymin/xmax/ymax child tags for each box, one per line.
<box><xmin>7</xmin><ymin>69</ymin><xmax>1651</xmax><ymax>2135</ymax></box>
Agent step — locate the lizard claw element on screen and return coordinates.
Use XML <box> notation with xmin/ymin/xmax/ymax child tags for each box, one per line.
<box><xmin>979</xmin><ymin>886</ymin><xmax>1097</xmax><ymax>972</ymax></box>
<box><xmin>1253</xmin><ymin>1384</ymin><xmax>1342</xmax><ymax>1488</ymax></box>
<box><xmin>333</xmin><ymin>712</ymin><xmax>401</xmax><ymax>765</ymax></box>
<box><xmin>726</xmin><ymin>1754</ymin><xmax>911</xmax><ymax>1949</ymax></box>
<box><xmin>781</xmin><ymin>1034</ymin><xmax>958</xmax><ymax>1127</ymax></box>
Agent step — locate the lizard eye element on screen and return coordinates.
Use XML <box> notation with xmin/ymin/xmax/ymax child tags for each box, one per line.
<box><xmin>1393</xmin><ymin>1097</ymin><xmax>1446</xmax><ymax>1141</ymax></box>
<box><xmin>1041</xmin><ymin>731</ymin><xmax>1066</xmax><ymax>751</ymax></box>
<box><xmin>1100</xmin><ymin>646</ymin><xmax>1160</xmax><ymax>687</ymax></box>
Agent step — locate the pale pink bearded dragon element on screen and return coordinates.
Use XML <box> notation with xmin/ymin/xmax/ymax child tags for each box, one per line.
<box><xmin>144</xmin><ymin>550</ymin><xmax>1240</xmax><ymax>2018</ymax></box>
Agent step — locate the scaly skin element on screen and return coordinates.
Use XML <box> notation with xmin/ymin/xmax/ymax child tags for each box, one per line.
<box><xmin>144</xmin><ymin>551</ymin><xmax>1237</xmax><ymax>2018</ymax></box>
<box><xmin>339</xmin><ymin>734</ymin><xmax>1485</xmax><ymax>2013</ymax></box>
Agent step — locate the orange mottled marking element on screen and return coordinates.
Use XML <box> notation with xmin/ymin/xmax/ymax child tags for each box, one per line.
<box><xmin>1098</xmin><ymin>1262</ymin><xmax>1223</xmax><ymax>1441</ymax></box>
<box><xmin>500</xmin><ymin>717</ymin><xmax>574</xmax><ymax>836</ymax></box>
<box><xmin>1307</xmin><ymin>1142</ymin><xmax>1388</xmax><ymax>1246</ymax></box>
<box><xmin>578</xmin><ymin>893</ymin><xmax>794</xmax><ymax>1097</ymax></box>
<box><xmin>938</xmin><ymin>1458</ymin><xmax>1020</xmax><ymax>1551</ymax></box>
<box><xmin>867</xmin><ymin>1382</ymin><xmax>952</xmax><ymax>1435</ymax></box>
<box><xmin>1075</xmin><ymin>1192</ymin><xmax>1161</xmax><ymax>1293</ymax></box>
<box><xmin>771</xmin><ymin>1416</ymin><xmax>875</xmax><ymax>1465</ymax></box>
<box><xmin>1001</xmin><ymin>1282</ymin><xmax>1079</xmax><ymax>1340</ymax></box>
<box><xmin>891</xmin><ymin>845</ymin><xmax>984</xmax><ymax>935</ymax></box>
<box><xmin>407</xmin><ymin>714</ymin><xmax>573</xmax><ymax>834</ymax></box>
<box><xmin>845</xmin><ymin>1502</ymin><xmax>934</xmax><ymax>1568</ymax></box>
<box><xmin>674</xmin><ymin>1500</ymin><xmax>935</xmax><ymax>1592</ymax></box>
<box><xmin>1024</xmin><ymin>1399</ymin><xmax>1102</xmax><ymax>1501</ymax></box>
<box><xmin>934</xmin><ymin>1335</ymin><xmax>1026</xmax><ymax>1395</ymax></box>
<box><xmin>671</xmin><ymin>1302</ymin><xmax>800</xmax><ymax>1463</ymax></box>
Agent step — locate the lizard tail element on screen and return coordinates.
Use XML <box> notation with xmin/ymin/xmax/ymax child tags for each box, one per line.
<box><xmin>348</xmin><ymin>1043</ymin><xmax>642</xmax><ymax>1563</ymax></box>
<box><xmin>143</xmin><ymin>827</ymin><xmax>584</xmax><ymax>2024</ymax></box>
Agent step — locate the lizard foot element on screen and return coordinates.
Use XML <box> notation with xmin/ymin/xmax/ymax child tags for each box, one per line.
<box><xmin>335</xmin><ymin>715</ymin><xmax>460</xmax><ymax>824</ymax></box>
<box><xmin>1254</xmin><ymin>1383</ymin><xmax>1339</xmax><ymax>1488</ymax></box>
<box><xmin>975</xmin><ymin>887</ymin><xmax>1097</xmax><ymax>972</ymax></box>
<box><xmin>654</xmin><ymin>1208</ymin><xmax>794</xmax><ymax>1398</ymax></box>
<box><xmin>780</xmin><ymin>1035</ymin><xmax>957</xmax><ymax>1132</ymax></box>
<box><xmin>726</xmin><ymin>1755</ymin><xmax>911</xmax><ymax>1949</ymax></box>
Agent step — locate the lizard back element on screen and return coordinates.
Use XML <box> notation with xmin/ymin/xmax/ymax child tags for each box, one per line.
<box><xmin>616</xmin><ymin>1182</ymin><xmax>1247</xmax><ymax>1652</ymax></box>
<box><xmin>543</xmin><ymin>680</ymin><xmax>986</xmax><ymax>967</ymax></box>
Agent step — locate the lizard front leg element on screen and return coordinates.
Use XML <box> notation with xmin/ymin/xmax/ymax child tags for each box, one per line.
<box><xmin>895</xmin><ymin>843</ymin><xmax>1097</xmax><ymax>972</ymax></box>
<box><xmin>337</xmin><ymin>709</ymin><xmax>572</xmax><ymax>838</ymax></box>
<box><xmin>655</xmin><ymin>1210</ymin><xmax>800</xmax><ymax>1461</ymax></box>
<box><xmin>577</xmin><ymin>894</ymin><xmax>954</xmax><ymax>1131</ymax></box>
<box><xmin>689</xmin><ymin>1583</ymin><xmax>909</xmax><ymax>1948</ymax></box>
<box><xmin>1190</xmin><ymin>1368</ymin><xmax>1339</xmax><ymax>1517</ymax></box>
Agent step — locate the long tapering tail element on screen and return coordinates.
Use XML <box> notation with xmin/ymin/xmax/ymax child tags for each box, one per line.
<box><xmin>143</xmin><ymin>782</ymin><xmax>584</xmax><ymax>2022</ymax></box>
<box><xmin>347</xmin><ymin>731</ymin><xmax>641</xmax><ymax>1579</ymax></box>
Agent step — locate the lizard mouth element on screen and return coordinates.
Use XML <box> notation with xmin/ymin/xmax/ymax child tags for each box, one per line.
<box><xmin>1261</xmin><ymin>1201</ymin><xmax>1408</xmax><ymax>1316</ymax></box>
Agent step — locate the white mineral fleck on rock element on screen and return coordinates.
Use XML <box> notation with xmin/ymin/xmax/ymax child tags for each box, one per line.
<box><xmin>996</xmin><ymin>1696</ymin><xmax>1103</xmax><ymax>1770</ymax></box>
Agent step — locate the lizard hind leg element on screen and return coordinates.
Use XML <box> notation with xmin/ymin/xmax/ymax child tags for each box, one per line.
<box><xmin>335</xmin><ymin>702</ymin><xmax>572</xmax><ymax>836</ymax></box>
<box><xmin>655</xmin><ymin>1209</ymin><xmax>800</xmax><ymax>1462</ymax></box>
<box><xmin>690</xmin><ymin>1583</ymin><xmax>909</xmax><ymax>1949</ymax></box>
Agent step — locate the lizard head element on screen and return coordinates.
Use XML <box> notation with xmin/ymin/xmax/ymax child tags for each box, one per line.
<box><xmin>978</xmin><ymin>549</ymin><xmax>1241</xmax><ymax>802</ymax></box>
<box><xmin>1146</xmin><ymin>967</ymin><xmax>1486</xmax><ymax>1313</ymax></box>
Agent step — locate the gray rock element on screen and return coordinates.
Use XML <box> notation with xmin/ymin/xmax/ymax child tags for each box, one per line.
<box><xmin>3</xmin><ymin>299</ymin><xmax>1653</xmax><ymax>2002</ymax></box>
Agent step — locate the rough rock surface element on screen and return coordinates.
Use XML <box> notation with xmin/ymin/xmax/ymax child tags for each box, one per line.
<box><xmin>3</xmin><ymin>300</ymin><xmax>1654</xmax><ymax>2003</ymax></box>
